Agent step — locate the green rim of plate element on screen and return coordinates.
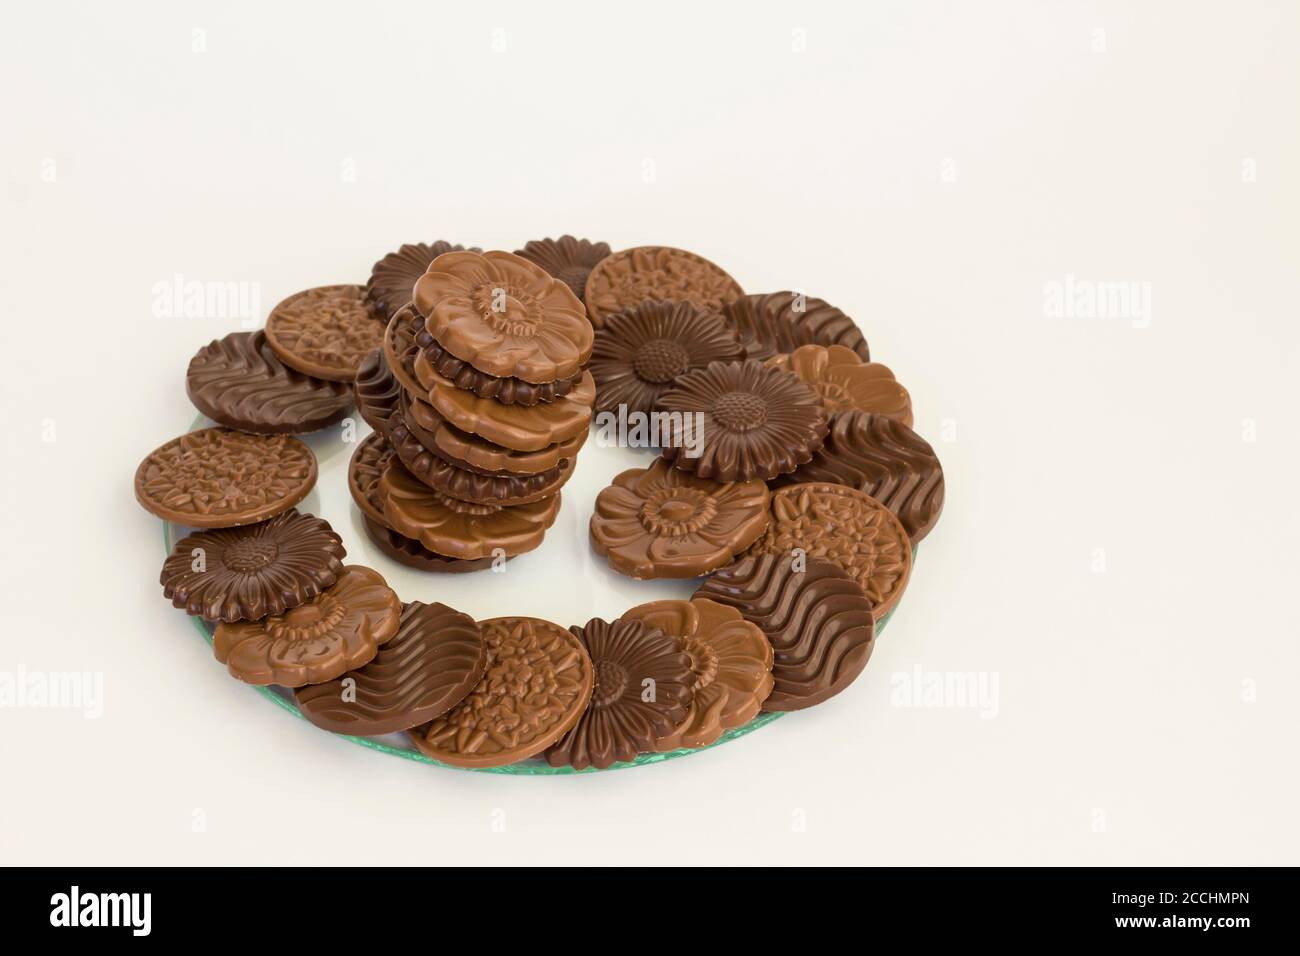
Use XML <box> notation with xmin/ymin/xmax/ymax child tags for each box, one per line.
<box><xmin>162</xmin><ymin>417</ymin><xmax>908</xmax><ymax>774</ymax></box>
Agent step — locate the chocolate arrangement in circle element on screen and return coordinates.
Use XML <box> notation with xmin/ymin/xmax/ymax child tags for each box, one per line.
<box><xmin>139</xmin><ymin>233</ymin><xmax>942</xmax><ymax>773</ymax></box>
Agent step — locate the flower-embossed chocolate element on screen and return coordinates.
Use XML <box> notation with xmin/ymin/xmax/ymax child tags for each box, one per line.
<box><xmin>589</xmin><ymin>457</ymin><xmax>769</xmax><ymax>579</ymax></box>
<box><xmin>212</xmin><ymin>565</ymin><xmax>401</xmax><ymax>687</ymax></box>
<box><xmin>746</xmin><ymin>483</ymin><xmax>912</xmax><ymax>620</ymax></box>
<box><xmin>589</xmin><ymin>299</ymin><xmax>743</xmax><ymax>415</ymax></box>
<box><xmin>694</xmin><ymin>554</ymin><xmax>876</xmax><ymax>711</ymax></box>
<box><xmin>514</xmin><ymin>235</ymin><xmax>612</xmax><ymax>302</ymax></box>
<box><xmin>414</xmin><ymin>250</ymin><xmax>593</xmax><ymax>382</ymax></box>
<box><xmin>770</xmin><ymin>411</ymin><xmax>944</xmax><ymax>543</ymax></box>
<box><xmin>545</xmin><ymin>617</ymin><xmax>693</xmax><ymax>770</ymax></box>
<box><xmin>387</xmin><ymin>406</ymin><xmax>574</xmax><ymax>505</ymax></box>
<box><xmin>417</xmin><ymin>332</ymin><xmax>583</xmax><ymax>405</ymax></box>
<box><xmin>766</xmin><ymin>344</ymin><xmax>912</xmax><ymax>426</ymax></box>
<box><xmin>405</xmin><ymin>391</ymin><xmax>587</xmax><ymax>475</ymax></box>
<box><xmin>414</xmin><ymin>357</ymin><xmax>595</xmax><ymax>453</ymax></box>
<box><xmin>264</xmin><ymin>285</ymin><xmax>387</xmax><ymax>382</ymax></box>
<box><xmin>655</xmin><ymin>359</ymin><xmax>828</xmax><ymax>482</ymax></box>
<box><xmin>161</xmin><ymin>509</ymin><xmax>346</xmax><ymax>623</ymax></box>
<box><xmin>353</xmin><ymin>348</ymin><xmax>402</xmax><ymax>437</ymax></box>
<box><xmin>295</xmin><ymin>601</ymin><xmax>487</xmax><ymax>735</ymax></box>
<box><xmin>366</xmin><ymin>240</ymin><xmax>477</xmax><ymax>320</ymax></box>
<box><xmin>134</xmin><ymin>428</ymin><xmax>318</xmax><ymax>528</ymax></box>
<box><xmin>583</xmin><ymin>245</ymin><xmax>744</xmax><ymax>329</ymax></box>
<box><xmin>621</xmin><ymin>598</ymin><xmax>773</xmax><ymax>749</ymax></box>
<box><xmin>721</xmin><ymin>291</ymin><xmax>869</xmax><ymax>363</ymax></box>
<box><xmin>409</xmin><ymin>616</ymin><xmax>594</xmax><ymax>768</ymax></box>
<box><xmin>378</xmin><ymin>459</ymin><xmax>561</xmax><ymax>559</ymax></box>
<box><xmin>186</xmin><ymin>331</ymin><xmax>352</xmax><ymax>435</ymax></box>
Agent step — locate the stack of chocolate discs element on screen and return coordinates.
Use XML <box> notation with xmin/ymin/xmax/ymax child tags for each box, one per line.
<box><xmin>349</xmin><ymin>244</ymin><xmax>597</xmax><ymax>570</ymax></box>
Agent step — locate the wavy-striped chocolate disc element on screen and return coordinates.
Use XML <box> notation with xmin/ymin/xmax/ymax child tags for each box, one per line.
<box><xmin>294</xmin><ymin>601</ymin><xmax>486</xmax><ymax>735</ymax></box>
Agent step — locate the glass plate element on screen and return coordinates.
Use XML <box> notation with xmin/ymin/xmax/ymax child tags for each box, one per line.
<box><xmin>162</xmin><ymin>415</ymin><xmax>909</xmax><ymax>774</ymax></box>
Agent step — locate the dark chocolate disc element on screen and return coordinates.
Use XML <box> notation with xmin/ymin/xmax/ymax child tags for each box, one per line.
<box><xmin>294</xmin><ymin>601</ymin><xmax>487</xmax><ymax>735</ymax></box>
<box><xmin>654</xmin><ymin>359</ymin><xmax>828</xmax><ymax>482</ymax></box>
<box><xmin>353</xmin><ymin>348</ymin><xmax>402</xmax><ymax>437</ymax></box>
<box><xmin>186</xmin><ymin>331</ymin><xmax>352</xmax><ymax>435</ymax></box>
<box><xmin>721</xmin><ymin>292</ymin><xmax>869</xmax><ymax>363</ymax></box>
<box><xmin>693</xmin><ymin>554</ymin><xmax>875</xmax><ymax>712</ymax></box>
<box><xmin>161</xmin><ymin>509</ymin><xmax>346</xmax><ymax>623</ymax></box>
<box><xmin>545</xmin><ymin>617</ymin><xmax>693</xmax><ymax>770</ymax></box>
<box><xmin>513</xmin><ymin>235</ymin><xmax>612</xmax><ymax>303</ymax></box>
<box><xmin>589</xmin><ymin>299</ymin><xmax>743</xmax><ymax>415</ymax></box>
<box><xmin>366</xmin><ymin>241</ymin><xmax>478</xmax><ymax>320</ymax></box>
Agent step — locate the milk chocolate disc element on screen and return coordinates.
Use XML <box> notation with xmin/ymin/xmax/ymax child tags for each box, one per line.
<box><xmin>721</xmin><ymin>291</ymin><xmax>869</xmax><ymax>363</ymax></box>
<box><xmin>294</xmin><ymin>601</ymin><xmax>487</xmax><ymax>735</ymax></box>
<box><xmin>353</xmin><ymin>348</ymin><xmax>401</xmax><ymax>437</ymax></box>
<box><xmin>378</xmin><ymin>460</ymin><xmax>561</xmax><ymax>559</ymax></box>
<box><xmin>415</xmin><ymin>334</ymin><xmax>582</xmax><ymax>406</ymax></box>
<box><xmin>417</xmin><ymin>359</ymin><xmax>596</xmax><ymax>453</ymax></box>
<box><xmin>544</xmin><ymin>617</ymin><xmax>693</xmax><ymax>770</ymax></box>
<box><xmin>694</xmin><ymin>554</ymin><xmax>875</xmax><ymax>712</ymax></box>
<box><xmin>746</xmin><ymin>483</ymin><xmax>912</xmax><ymax>620</ymax></box>
<box><xmin>361</xmin><ymin>516</ymin><xmax>502</xmax><ymax>573</ymax></box>
<box><xmin>414</xmin><ymin>250</ymin><xmax>593</xmax><ymax>382</ymax></box>
<box><xmin>655</xmin><ymin>359</ymin><xmax>828</xmax><ymax>481</ymax></box>
<box><xmin>212</xmin><ymin>565</ymin><xmax>402</xmax><ymax>687</ymax></box>
<box><xmin>589</xmin><ymin>457</ymin><xmax>769</xmax><ymax>579</ymax></box>
<box><xmin>135</xmin><ymin>428</ymin><xmax>318</xmax><ymax>528</ymax></box>
<box><xmin>264</xmin><ymin>285</ymin><xmax>387</xmax><ymax>382</ymax></box>
<box><xmin>584</xmin><ymin>245</ymin><xmax>745</xmax><ymax>329</ymax></box>
<box><xmin>410</xmin><ymin>616</ymin><xmax>593</xmax><ymax>768</ymax></box>
<box><xmin>186</xmin><ymin>331</ymin><xmax>352</xmax><ymax>435</ymax></box>
<box><xmin>589</xmin><ymin>299</ymin><xmax>744</xmax><ymax>415</ymax></box>
<box><xmin>771</xmin><ymin>411</ymin><xmax>944</xmax><ymax>543</ymax></box>
<box><xmin>405</xmin><ymin>390</ymin><xmax>587</xmax><ymax>475</ymax></box>
<box><xmin>388</xmin><ymin>407</ymin><xmax>574</xmax><ymax>505</ymax></box>
<box><xmin>161</xmin><ymin>509</ymin><xmax>346</xmax><ymax>623</ymax></box>
<box><xmin>514</xmin><ymin>235</ymin><xmax>612</xmax><ymax>302</ymax></box>
<box><xmin>766</xmin><ymin>345</ymin><xmax>912</xmax><ymax>426</ymax></box>
<box><xmin>366</xmin><ymin>240</ymin><xmax>478</xmax><ymax>320</ymax></box>
<box><xmin>621</xmin><ymin>599</ymin><xmax>773</xmax><ymax>750</ymax></box>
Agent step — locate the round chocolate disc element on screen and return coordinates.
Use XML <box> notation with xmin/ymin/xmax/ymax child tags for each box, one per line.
<box><xmin>410</xmin><ymin>616</ymin><xmax>594</xmax><ymax>768</ymax></box>
<box><xmin>295</xmin><ymin>601</ymin><xmax>487</xmax><ymax>735</ymax></box>
<box><xmin>655</xmin><ymin>359</ymin><xmax>828</xmax><ymax>482</ymax></box>
<box><xmin>186</xmin><ymin>331</ymin><xmax>352</xmax><ymax>435</ymax></box>
<box><xmin>353</xmin><ymin>348</ymin><xmax>401</xmax><ymax>437</ymax></box>
<box><xmin>721</xmin><ymin>291</ymin><xmax>869</xmax><ymax>363</ymax></box>
<box><xmin>694</xmin><ymin>554</ymin><xmax>876</xmax><ymax>712</ymax></box>
<box><xmin>264</xmin><ymin>284</ymin><xmax>387</xmax><ymax>382</ymax></box>
<box><xmin>584</xmin><ymin>245</ymin><xmax>744</xmax><ymax>329</ymax></box>
<box><xmin>135</xmin><ymin>428</ymin><xmax>318</xmax><ymax>528</ymax></box>
<box><xmin>544</xmin><ymin>617</ymin><xmax>693</xmax><ymax>770</ymax></box>
<box><xmin>161</xmin><ymin>509</ymin><xmax>346</xmax><ymax>622</ymax></box>
<box><xmin>361</xmin><ymin>516</ymin><xmax>503</xmax><ymax>573</ymax></box>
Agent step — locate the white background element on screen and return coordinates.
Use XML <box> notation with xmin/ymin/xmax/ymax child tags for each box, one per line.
<box><xmin>2</xmin><ymin>0</ymin><xmax>1297</xmax><ymax>865</ymax></box>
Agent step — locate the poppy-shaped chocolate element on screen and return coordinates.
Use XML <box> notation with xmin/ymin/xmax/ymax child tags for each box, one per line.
<box><xmin>544</xmin><ymin>618</ymin><xmax>693</xmax><ymax>770</ymax></box>
<box><xmin>746</xmin><ymin>483</ymin><xmax>912</xmax><ymax>621</ymax></box>
<box><xmin>294</xmin><ymin>601</ymin><xmax>487</xmax><ymax>735</ymax></box>
<box><xmin>387</xmin><ymin>406</ymin><xmax>574</xmax><ymax>506</ymax></box>
<box><xmin>589</xmin><ymin>457</ymin><xmax>769</xmax><ymax>579</ymax></box>
<box><xmin>264</xmin><ymin>285</ymin><xmax>387</xmax><ymax>382</ymax></box>
<box><xmin>589</xmin><ymin>300</ymin><xmax>743</xmax><ymax>415</ymax></box>
<box><xmin>414</xmin><ymin>250</ymin><xmax>592</xmax><ymax>383</ymax></box>
<box><xmin>405</xmin><ymin>391</ymin><xmax>587</xmax><ymax>475</ymax></box>
<box><xmin>694</xmin><ymin>554</ymin><xmax>875</xmax><ymax>712</ymax></box>
<box><xmin>378</xmin><ymin>459</ymin><xmax>561</xmax><ymax>559</ymax></box>
<box><xmin>411</xmin><ymin>617</ymin><xmax>593</xmax><ymax>768</ymax></box>
<box><xmin>771</xmin><ymin>411</ymin><xmax>944</xmax><ymax>543</ymax></box>
<box><xmin>161</xmin><ymin>509</ymin><xmax>346</xmax><ymax>623</ymax></box>
<box><xmin>766</xmin><ymin>345</ymin><xmax>912</xmax><ymax>426</ymax></box>
<box><xmin>584</xmin><ymin>246</ymin><xmax>744</xmax><ymax>329</ymax></box>
<box><xmin>361</xmin><ymin>516</ymin><xmax>503</xmax><ymax>573</ymax></box>
<box><xmin>621</xmin><ymin>598</ymin><xmax>773</xmax><ymax>749</ymax></box>
<box><xmin>212</xmin><ymin>565</ymin><xmax>401</xmax><ymax>687</ymax></box>
<box><xmin>721</xmin><ymin>291</ymin><xmax>869</xmax><ymax>363</ymax></box>
<box><xmin>134</xmin><ymin>428</ymin><xmax>318</xmax><ymax>528</ymax></box>
<box><xmin>366</xmin><ymin>240</ymin><xmax>477</xmax><ymax>320</ymax></box>
<box><xmin>514</xmin><ymin>235</ymin><xmax>612</xmax><ymax>302</ymax></box>
<box><xmin>655</xmin><ymin>359</ymin><xmax>828</xmax><ymax>482</ymax></box>
<box><xmin>353</xmin><ymin>348</ymin><xmax>401</xmax><ymax>437</ymax></box>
